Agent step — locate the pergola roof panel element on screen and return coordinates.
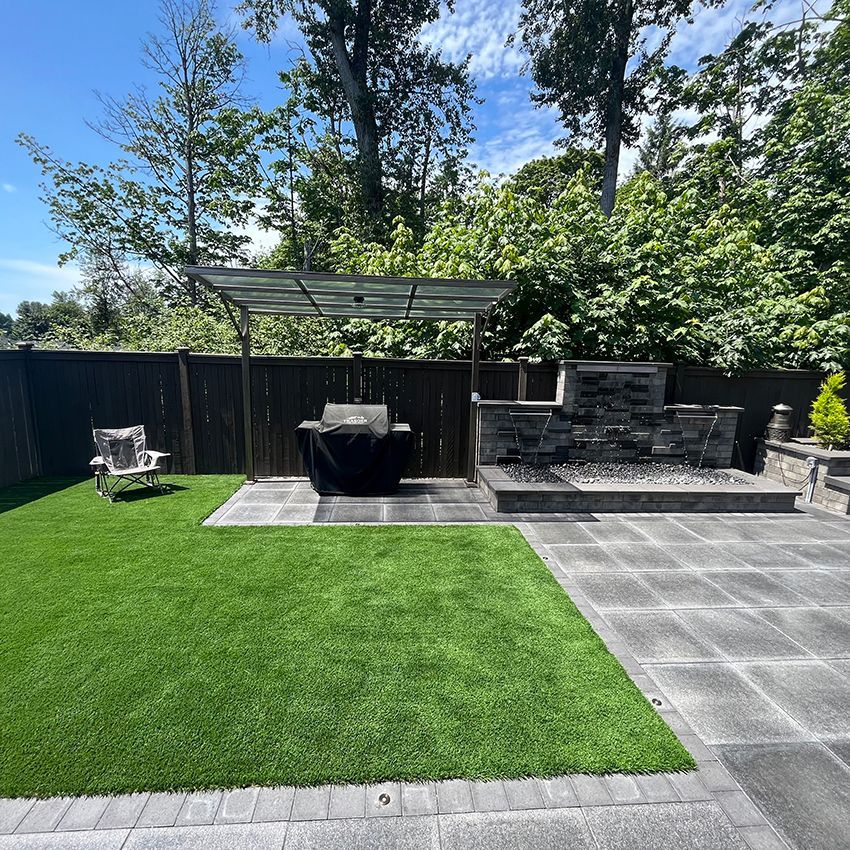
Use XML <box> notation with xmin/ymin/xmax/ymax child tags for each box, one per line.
<box><xmin>186</xmin><ymin>266</ymin><xmax>516</xmax><ymax>321</ymax></box>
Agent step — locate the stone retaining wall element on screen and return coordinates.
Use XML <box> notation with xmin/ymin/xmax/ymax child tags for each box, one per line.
<box><xmin>755</xmin><ymin>439</ymin><xmax>850</xmax><ymax>514</ymax></box>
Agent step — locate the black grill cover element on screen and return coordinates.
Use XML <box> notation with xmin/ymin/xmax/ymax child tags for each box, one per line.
<box><xmin>296</xmin><ymin>404</ymin><xmax>413</xmax><ymax>495</ymax></box>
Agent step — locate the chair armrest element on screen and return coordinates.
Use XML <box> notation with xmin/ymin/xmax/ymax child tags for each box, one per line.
<box><xmin>90</xmin><ymin>456</ymin><xmax>106</xmax><ymax>467</ymax></box>
<box><xmin>146</xmin><ymin>451</ymin><xmax>171</xmax><ymax>461</ymax></box>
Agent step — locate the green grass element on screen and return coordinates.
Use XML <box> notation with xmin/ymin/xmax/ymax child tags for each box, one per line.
<box><xmin>0</xmin><ymin>476</ymin><xmax>694</xmax><ymax>797</ymax></box>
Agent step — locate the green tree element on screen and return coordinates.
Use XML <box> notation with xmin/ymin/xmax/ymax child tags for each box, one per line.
<box><xmin>239</xmin><ymin>0</ymin><xmax>476</xmax><ymax>234</ymax></box>
<box><xmin>633</xmin><ymin>108</ymin><xmax>685</xmax><ymax>186</ymax></box>
<box><xmin>12</xmin><ymin>294</ymin><xmax>88</xmax><ymax>343</ymax></box>
<box><xmin>514</xmin><ymin>0</ymin><xmax>714</xmax><ymax>216</ymax></box>
<box><xmin>810</xmin><ymin>373</ymin><xmax>850</xmax><ymax>449</ymax></box>
<box><xmin>19</xmin><ymin>0</ymin><xmax>264</xmax><ymax>303</ymax></box>
<box><xmin>683</xmin><ymin>19</ymin><xmax>811</xmax><ymax>173</ymax></box>
<box><xmin>509</xmin><ymin>150</ymin><xmax>604</xmax><ymax>204</ymax></box>
<box><xmin>12</xmin><ymin>302</ymin><xmax>52</xmax><ymax>341</ymax></box>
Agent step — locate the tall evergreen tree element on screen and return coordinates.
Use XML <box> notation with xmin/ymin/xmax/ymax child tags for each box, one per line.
<box><xmin>633</xmin><ymin>109</ymin><xmax>683</xmax><ymax>185</ymax></box>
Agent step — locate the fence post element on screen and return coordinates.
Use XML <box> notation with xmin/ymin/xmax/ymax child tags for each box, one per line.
<box><xmin>352</xmin><ymin>351</ymin><xmax>363</xmax><ymax>403</ymax></box>
<box><xmin>176</xmin><ymin>347</ymin><xmax>197</xmax><ymax>474</ymax></box>
<box><xmin>16</xmin><ymin>341</ymin><xmax>42</xmax><ymax>477</ymax></box>
<box><xmin>517</xmin><ymin>357</ymin><xmax>529</xmax><ymax>401</ymax></box>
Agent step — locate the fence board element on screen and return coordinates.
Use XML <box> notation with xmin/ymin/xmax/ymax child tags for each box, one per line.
<box><xmin>189</xmin><ymin>355</ymin><xmax>243</xmax><ymax>475</ymax></box>
<box><xmin>27</xmin><ymin>351</ymin><xmax>185</xmax><ymax>476</ymax></box>
<box><xmin>251</xmin><ymin>357</ymin><xmax>352</xmax><ymax>477</ymax></box>
<box><xmin>0</xmin><ymin>353</ymin><xmax>40</xmax><ymax>487</ymax></box>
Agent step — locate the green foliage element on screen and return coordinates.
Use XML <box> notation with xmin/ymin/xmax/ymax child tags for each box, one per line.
<box><xmin>324</xmin><ymin>165</ymin><xmax>850</xmax><ymax>370</ymax></box>
<box><xmin>509</xmin><ymin>150</ymin><xmax>604</xmax><ymax>204</ymax></box>
<box><xmin>516</xmin><ymin>314</ymin><xmax>574</xmax><ymax>361</ymax></box>
<box><xmin>683</xmin><ymin>19</ymin><xmax>810</xmax><ymax>168</ymax></box>
<box><xmin>810</xmin><ymin>373</ymin><xmax>850</xmax><ymax>449</ymax></box>
<box><xmin>12</xmin><ymin>294</ymin><xmax>88</xmax><ymax>344</ymax></box>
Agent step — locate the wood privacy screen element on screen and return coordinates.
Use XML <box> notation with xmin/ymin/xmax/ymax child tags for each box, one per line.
<box><xmin>0</xmin><ymin>348</ymin><xmax>829</xmax><ymax>486</ymax></box>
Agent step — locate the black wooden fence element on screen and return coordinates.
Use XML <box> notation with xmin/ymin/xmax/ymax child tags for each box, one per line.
<box><xmin>0</xmin><ymin>351</ymin><xmax>40</xmax><ymax>488</ymax></box>
<box><xmin>0</xmin><ymin>346</ymin><xmax>830</xmax><ymax>486</ymax></box>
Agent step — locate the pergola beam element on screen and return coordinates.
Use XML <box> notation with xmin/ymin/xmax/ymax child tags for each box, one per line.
<box><xmin>216</xmin><ymin>283</ymin><xmax>499</xmax><ymax>304</ymax></box>
<box><xmin>187</xmin><ymin>265</ymin><xmax>509</xmax><ymax>289</ymax></box>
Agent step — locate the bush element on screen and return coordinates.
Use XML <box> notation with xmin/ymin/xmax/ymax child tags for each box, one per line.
<box><xmin>810</xmin><ymin>372</ymin><xmax>850</xmax><ymax>449</ymax></box>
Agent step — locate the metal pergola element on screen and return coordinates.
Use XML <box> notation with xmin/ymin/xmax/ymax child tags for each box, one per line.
<box><xmin>185</xmin><ymin>266</ymin><xmax>517</xmax><ymax>484</ymax></box>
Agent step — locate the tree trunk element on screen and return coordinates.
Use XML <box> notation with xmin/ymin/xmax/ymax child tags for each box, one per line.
<box><xmin>181</xmin><ymin>40</ymin><xmax>199</xmax><ymax>304</ymax></box>
<box><xmin>600</xmin><ymin>0</ymin><xmax>633</xmax><ymax>218</ymax></box>
<box><xmin>327</xmin><ymin>2</ymin><xmax>383</xmax><ymax>222</ymax></box>
<box><xmin>419</xmin><ymin>132</ymin><xmax>431</xmax><ymax>223</ymax></box>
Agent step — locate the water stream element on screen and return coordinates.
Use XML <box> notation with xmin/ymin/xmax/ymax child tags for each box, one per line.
<box><xmin>674</xmin><ymin>410</ymin><xmax>719</xmax><ymax>468</ymax></box>
<box><xmin>509</xmin><ymin>410</ymin><xmax>553</xmax><ymax>465</ymax></box>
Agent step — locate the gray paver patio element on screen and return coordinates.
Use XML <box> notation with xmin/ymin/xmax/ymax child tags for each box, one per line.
<box><xmin>439</xmin><ymin>809</ymin><xmax>595</xmax><ymax>850</ymax></box>
<box><xmin>673</xmin><ymin>608</ymin><xmax>811</xmax><ymax>660</ymax></box>
<box><xmin>715</xmin><ymin>743</ymin><xmax>850</xmax><ymax>850</ymax></box>
<box><xmin>5</xmin><ymin>480</ymin><xmax>850</xmax><ymax>849</ymax></box>
<box><xmin>584</xmin><ymin>801</ymin><xmax>745</xmax><ymax>849</ymax></box>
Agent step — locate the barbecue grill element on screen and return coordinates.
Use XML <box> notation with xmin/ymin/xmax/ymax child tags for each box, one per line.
<box><xmin>296</xmin><ymin>403</ymin><xmax>413</xmax><ymax>495</ymax></box>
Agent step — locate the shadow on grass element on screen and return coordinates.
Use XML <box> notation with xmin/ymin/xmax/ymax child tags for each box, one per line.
<box><xmin>113</xmin><ymin>483</ymin><xmax>189</xmax><ymax>503</ymax></box>
<box><xmin>0</xmin><ymin>477</ymin><xmax>86</xmax><ymax>515</ymax></box>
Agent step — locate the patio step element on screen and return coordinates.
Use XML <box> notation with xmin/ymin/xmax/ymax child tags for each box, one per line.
<box><xmin>477</xmin><ymin>465</ymin><xmax>799</xmax><ymax>514</ymax></box>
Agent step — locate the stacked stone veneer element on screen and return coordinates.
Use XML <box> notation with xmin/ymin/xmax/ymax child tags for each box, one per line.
<box><xmin>477</xmin><ymin>360</ymin><xmax>742</xmax><ymax>469</ymax></box>
<box><xmin>477</xmin><ymin>402</ymin><xmax>569</xmax><ymax>466</ymax></box>
<box><xmin>755</xmin><ymin>439</ymin><xmax>850</xmax><ymax>514</ymax></box>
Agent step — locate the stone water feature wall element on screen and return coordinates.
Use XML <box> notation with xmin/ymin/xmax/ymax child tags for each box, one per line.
<box><xmin>476</xmin><ymin>360</ymin><xmax>743</xmax><ymax>468</ymax></box>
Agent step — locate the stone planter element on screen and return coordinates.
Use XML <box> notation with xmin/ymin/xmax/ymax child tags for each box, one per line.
<box><xmin>755</xmin><ymin>438</ymin><xmax>850</xmax><ymax>515</ymax></box>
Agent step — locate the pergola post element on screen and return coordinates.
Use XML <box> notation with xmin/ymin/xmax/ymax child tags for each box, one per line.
<box><xmin>466</xmin><ymin>312</ymin><xmax>483</xmax><ymax>484</ymax></box>
<box><xmin>240</xmin><ymin>306</ymin><xmax>255</xmax><ymax>482</ymax></box>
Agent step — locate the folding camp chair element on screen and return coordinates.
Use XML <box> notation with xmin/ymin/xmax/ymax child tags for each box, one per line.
<box><xmin>90</xmin><ymin>426</ymin><xmax>170</xmax><ymax>502</ymax></box>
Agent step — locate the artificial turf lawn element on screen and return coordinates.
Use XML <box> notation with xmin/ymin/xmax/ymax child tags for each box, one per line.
<box><xmin>0</xmin><ymin>476</ymin><xmax>694</xmax><ymax>797</ymax></box>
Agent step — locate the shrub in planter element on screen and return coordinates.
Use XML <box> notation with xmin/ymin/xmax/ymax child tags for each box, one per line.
<box><xmin>811</xmin><ymin>373</ymin><xmax>850</xmax><ymax>450</ymax></box>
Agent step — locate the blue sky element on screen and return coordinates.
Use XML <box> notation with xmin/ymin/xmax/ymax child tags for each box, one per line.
<box><xmin>0</xmin><ymin>0</ymin><xmax>805</xmax><ymax>315</ymax></box>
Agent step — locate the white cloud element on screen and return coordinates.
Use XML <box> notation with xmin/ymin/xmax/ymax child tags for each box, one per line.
<box><xmin>422</xmin><ymin>0</ymin><xmax>524</xmax><ymax>80</ymax></box>
<box><xmin>2</xmin><ymin>183</ymin><xmax>16</xmax><ymax>193</ymax></box>
<box><xmin>473</xmin><ymin>121</ymin><xmax>559</xmax><ymax>177</ymax></box>
<box><xmin>0</xmin><ymin>259</ymin><xmax>79</xmax><ymax>283</ymax></box>
<box><xmin>0</xmin><ymin>259</ymin><xmax>80</xmax><ymax>315</ymax></box>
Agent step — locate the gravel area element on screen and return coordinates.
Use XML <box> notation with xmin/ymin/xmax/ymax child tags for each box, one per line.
<box><xmin>500</xmin><ymin>461</ymin><xmax>752</xmax><ymax>486</ymax></box>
